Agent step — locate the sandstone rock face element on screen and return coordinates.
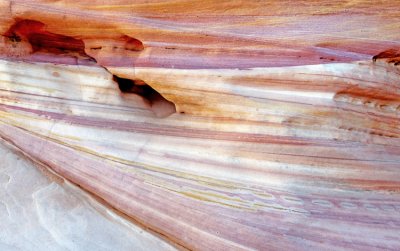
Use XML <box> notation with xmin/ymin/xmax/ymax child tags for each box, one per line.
<box><xmin>0</xmin><ymin>140</ymin><xmax>176</xmax><ymax>251</ymax></box>
<box><xmin>0</xmin><ymin>1</ymin><xmax>400</xmax><ymax>250</ymax></box>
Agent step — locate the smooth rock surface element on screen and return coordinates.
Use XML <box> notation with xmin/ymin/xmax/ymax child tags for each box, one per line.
<box><xmin>0</xmin><ymin>139</ymin><xmax>176</xmax><ymax>251</ymax></box>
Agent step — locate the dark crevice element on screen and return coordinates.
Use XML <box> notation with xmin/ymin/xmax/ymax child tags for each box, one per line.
<box><xmin>372</xmin><ymin>48</ymin><xmax>400</xmax><ymax>65</ymax></box>
<box><xmin>5</xmin><ymin>19</ymin><xmax>87</xmax><ymax>57</ymax></box>
<box><xmin>113</xmin><ymin>75</ymin><xmax>176</xmax><ymax>118</ymax></box>
<box><xmin>4</xmin><ymin>18</ymin><xmax>176</xmax><ymax>118</ymax></box>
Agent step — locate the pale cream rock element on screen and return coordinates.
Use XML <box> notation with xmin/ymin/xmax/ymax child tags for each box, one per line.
<box><xmin>0</xmin><ymin>140</ymin><xmax>176</xmax><ymax>251</ymax></box>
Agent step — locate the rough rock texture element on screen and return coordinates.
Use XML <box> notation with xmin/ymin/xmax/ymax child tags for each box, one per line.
<box><xmin>0</xmin><ymin>0</ymin><xmax>400</xmax><ymax>250</ymax></box>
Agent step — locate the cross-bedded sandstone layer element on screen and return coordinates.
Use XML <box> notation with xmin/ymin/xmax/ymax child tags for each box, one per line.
<box><xmin>0</xmin><ymin>1</ymin><xmax>400</xmax><ymax>250</ymax></box>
